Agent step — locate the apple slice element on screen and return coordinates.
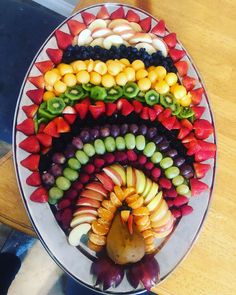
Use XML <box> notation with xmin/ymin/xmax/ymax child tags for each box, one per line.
<box><xmin>150</xmin><ymin>198</ymin><xmax>168</xmax><ymax>221</ymax></box>
<box><xmin>103</xmin><ymin>35</ymin><xmax>123</xmax><ymax>49</ymax></box>
<box><xmin>142</xmin><ymin>178</ymin><xmax>153</xmax><ymax>198</ymax></box>
<box><xmin>68</xmin><ymin>223</ymin><xmax>91</xmax><ymax>246</ymax></box>
<box><xmin>112</xmin><ymin>24</ymin><xmax>132</xmax><ymax>34</ymax></box>
<box><xmin>91</xmin><ymin>28</ymin><xmax>112</xmax><ymax>38</ymax></box>
<box><xmin>154</xmin><ymin>225</ymin><xmax>173</xmax><ymax>238</ymax></box>
<box><xmin>120</xmin><ymin>29</ymin><xmax>135</xmax><ymax>40</ymax></box>
<box><xmin>88</xmin><ymin>19</ymin><xmax>107</xmax><ymax>31</ymax></box>
<box><xmin>135</xmin><ymin>43</ymin><xmax>156</xmax><ymax>54</ymax></box>
<box><xmin>76</xmin><ymin>197</ymin><xmax>100</xmax><ymax>208</ymax></box>
<box><xmin>134</xmin><ymin>169</ymin><xmax>146</xmax><ymax>194</ymax></box>
<box><xmin>147</xmin><ymin>191</ymin><xmax>163</xmax><ymax>212</ymax></box>
<box><xmin>77</xmin><ymin>29</ymin><xmax>93</xmax><ymax>46</ymax></box>
<box><xmin>144</xmin><ymin>182</ymin><xmax>159</xmax><ymax>204</ymax></box>
<box><xmin>90</xmin><ymin>37</ymin><xmax>104</xmax><ymax>47</ymax></box>
<box><xmin>80</xmin><ymin>189</ymin><xmax>104</xmax><ymax>201</ymax></box>
<box><xmin>103</xmin><ymin>167</ymin><xmax>122</xmax><ymax>186</ymax></box>
<box><xmin>108</xmin><ymin>19</ymin><xmax>130</xmax><ymax>29</ymax></box>
<box><xmin>152</xmin><ymin>37</ymin><xmax>168</xmax><ymax>57</ymax></box>
<box><xmin>96</xmin><ymin>172</ymin><xmax>114</xmax><ymax>191</ymax></box>
<box><xmin>70</xmin><ymin>213</ymin><xmax>96</xmax><ymax>228</ymax></box>
<box><xmin>110</xmin><ymin>164</ymin><xmax>126</xmax><ymax>186</ymax></box>
<box><xmin>151</xmin><ymin>209</ymin><xmax>172</xmax><ymax>228</ymax></box>
<box><xmin>129</xmin><ymin>22</ymin><xmax>142</xmax><ymax>32</ymax></box>
<box><xmin>85</xmin><ymin>182</ymin><xmax>108</xmax><ymax>196</ymax></box>
<box><xmin>73</xmin><ymin>206</ymin><xmax>98</xmax><ymax>217</ymax></box>
<box><xmin>126</xmin><ymin>167</ymin><xmax>136</xmax><ymax>187</ymax></box>
<box><xmin>129</xmin><ymin>33</ymin><xmax>152</xmax><ymax>44</ymax></box>
<box><xmin>153</xmin><ymin>213</ymin><xmax>174</xmax><ymax>232</ymax></box>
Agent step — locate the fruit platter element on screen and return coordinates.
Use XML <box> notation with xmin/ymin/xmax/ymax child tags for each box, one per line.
<box><xmin>13</xmin><ymin>3</ymin><xmax>216</xmax><ymax>294</ymax></box>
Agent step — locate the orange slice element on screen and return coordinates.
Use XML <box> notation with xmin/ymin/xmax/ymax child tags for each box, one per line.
<box><xmin>123</xmin><ymin>187</ymin><xmax>136</xmax><ymax>198</ymax></box>
<box><xmin>101</xmin><ymin>200</ymin><xmax>117</xmax><ymax>213</ymax></box>
<box><xmin>91</xmin><ymin>220</ymin><xmax>110</xmax><ymax>236</ymax></box>
<box><xmin>145</xmin><ymin>243</ymin><xmax>156</xmax><ymax>254</ymax></box>
<box><xmin>97</xmin><ymin>217</ymin><xmax>111</xmax><ymax>226</ymax></box>
<box><xmin>110</xmin><ymin>192</ymin><xmax>122</xmax><ymax>207</ymax></box>
<box><xmin>137</xmin><ymin>219</ymin><xmax>151</xmax><ymax>232</ymax></box>
<box><xmin>97</xmin><ymin>207</ymin><xmax>114</xmax><ymax>221</ymax></box>
<box><xmin>89</xmin><ymin>232</ymin><xmax>106</xmax><ymax>246</ymax></box>
<box><xmin>142</xmin><ymin>229</ymin><xmax>154</xmax><ymax>239</ymax></box>
<box><xmin>126</xmin><ymin>193</ymin><xmax>139</xmax><ymax>204</ymax></box>
<box><xmin>129</xmin><ymin>196</ymin><xmax>144</xmax><ymax>209</ymax></box>
<box><xmin>132</xmin><ymin>207</ymin><xmax>149</xmax><ymax>216</ymax></box>
<box><xmin>87</xmin><ymin>240</ymin><xmax>103</xmax><ymax>252</ymax></box>
<box><xmin>113</xmin><ymin>186</ymin><xmax>125</xmax><ymax>201</ymax></box>
<box><xmin>120</xmin><ymin>210</ymin><xmax>130</xmax><ymax>222</ymax></box>
<box><xmin>134</xmin><ymin>215</ymin><xmax>150</xmax><ymax>226</ymax></box>
<box><xmin>145</xmin><ymin>235</ymin><xmax>154</xmax><ymax>245</ymax></box>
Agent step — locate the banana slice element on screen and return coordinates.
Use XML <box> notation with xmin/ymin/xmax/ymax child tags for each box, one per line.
<box><xmin>88</xmin><ymin>19</ymin><xmax>107</xmax><ymax>31</ymax></box>
<box><xmin>152</xmin><ymin>37</ymin><xmax>168</xmax><ymax>57</ymax></box>
<box><xmin>108</xmin><ymin>19</ymin><xmax>130</xmax><ymax>29</ymax></box>
<box><xmin>135</xmin><ymin>43</ymin><xmax>156</xmax><ymax>54</ymax></box>
<box><xmin>90</xmin><ymin>37</ymin><xmax>104</xmax><ymax>47</ymax></box>
<box><xmin>129</xmin><ymin>22</ymin><xmax>142</xmax><ymax>32</ymax></box>
<box><xmin>129</xmin><ymin>33</ymin><xmax>153</xmax><ymax>44</ymax></box>
<box><xmin>77</xmin><ymin>29</ymin><xmax>93</xmax><ymax>46</ymax></box>
<box><xmin>112</xmin><ymin>24</ymin><xmax>133</xmax><ymax>34</ymax></box>
<box><xmin>92</xmin><ymin>28</ymin><xmax>112</xmax><ymax>38</ymax></box>
<box><xmin>103</xmin><ymin>35</ymin><xmax>124</xmax><ymax>49</ymax></box>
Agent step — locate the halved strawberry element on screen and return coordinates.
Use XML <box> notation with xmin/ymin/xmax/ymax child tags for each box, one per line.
<box><xmin>110</xmin><ymin>6</ymin><xmax>125</xmax><ymax>20</ymax></box>
<box><xmin>19</xmin><ymin>136</ymin><xmax>40</xmax><ymax>153</ymax></box>
<box><xmin>36</xmin><ymin>133</ymin><xmax>52</xmax><ymax>147</ymax></box>
<box><xmin>178</xmin><ymin>127</ymin><xmax>191</xmax><ymax>140</ymax></box>
<box><xmin>190</xmin><ymin>88</ymin><xmax>204</xmax><ymax>105</ymax></box>
<box><xmin>153</xmin><ymin>104</ymin><xmax>164</xmax><ymax>115</ymax></box>
<box><xmin>126</xmin><ymin>9</ymin><xmax>140</xmax><ymax>22</ymax></box>
<box><xmin>186</xmin><ymin>140</ymin><xmax>201</xmax><ymax>155</ymax></box>
<box><xmin>43</xmin><ymin>120</ymin><xmax>59</xmax><ymax>137</ymax></box>
<box><xmin>140</xmin><ymin>106</ymin><xmax>149</xmax><ymax>120</ymax></box>
<box><xmin>162</xmin><ymin>116</ymin><xmax>176</xmax><ymax>130</ymax></box>
<box><xmin>55</xmin><ymin>30</ymin><xmax>73</xmax><ymax>50</ymax></box>
<box><xmin>172</xmin><ymin>119</ymin><xmax>181</xmax><ymax>129</ymax></box>
<box><xmin>117</xmin><ymin>98</ymin><xmax>134</xmax><ymax>116</ymax></box>
<box><xmin>182</xmin><ymin>132</ymin><xmax>196</xmax><ymax>143</ymax></box>
<box><xmin>46</xmin><ymin>48</ymin><xmax>63</xmax><ymax>65</ymax></box>
<box><xmin>174</xmin><ymin>61</ymin><xmax>189</xmax><ymax>77</ymax></box>
<box><xmin>148</xmin><ymin>108</ymin><xmax>157</xmax><ymax>121</ymax></box>
<box><xmin>193</xmin><ymin>163</ymin><xmax>211</xmax><ymax>178</ymax></box>
<box><xmin>22</xmin><ymin>104</ymin><xmax>38</xmax><ymax>118</ymax></box>
<box><xmin>195</xmin><ymin>150</ymin><xmax>216</xmax><ymax>162</ymax></box>
<box><xmin>169</xmin><ymin>48</ymin><xmax>186</xmax><ymax>62</ymax></box>
<box><xmin>38</xmin><ymin>122</ymin><xmax>46</xmax><ymax>133</ymax></box>
<box><xmin>81</xmin><ymin>11</ymin><xmax>96</xmax><ymax>25</ymax></box>
<box><xmin>67</xmin><ymin>19</ymin><xmax>86</xmax><ymax>36</ymax></box>
<box><xmin>151</xmin><ymin>19</ymin><xmax>165</xmax><ymax>36</ymax></box>
<box><xmin>26</xmin><ymin>172</ymin><xmax>41</xmax><ymax>186</ymax></box>
<box><xmin>26</xmin><ymin>89</ymin><xmax>44</xmax><ymax>105</ymax></box>
<box><xmin>28</xmin><ymin>75</ymin><xmax>44</xmax><ymax>89</ymax></box>
<box><xmin>89</xmin><ymin>101</ymin><xmax>105</xmax><ymax>119</ymax></box>
<box><xmin>190</xmin><ymin>178</ymin><xmax>209</xmax><ymax>196</ymax></box>
<box><xmin>30</xmin><ymin>187</ymin><xmax>48</xmax><ymax>203</ymax></box>
<box><xmin>193</xmin><ymin>119</ymin><xmax>213</xmax><ymax>139</ymax></box>
<box><xmin>75</xmin><ymin>102</ymin><xmax>89</xmax><ymax>120</ymax></box>
<box><xmin>35</xmin><ymin>60</ymin><xmax>53</xmax><ymax>74</ymax></box>
<box><xmin>54</xmin><ymin>117</ymin><xmax>70</xmax><ymax>133</ymax></box>
<box><xmin>16</xmin><ymin>118</ymin><xmax>35</xmax><ymax>135</ymax></box>
<box><xmin>139</xmin><ymin>16</ymin><xmax>152</xmax><ymax>32</ymax></box>
<box><xmin>158</xmin><ymin>108</ymin><xmax>172</xmax><ymax>122</ymax></box>
<box><xmin>198</xmin><ymin>140</ymin><xmax>216</xmax><ymax>152</ymax></box>
<box><xmin>183</xmin><ymin>76</ymin><xmax>196</xmax><ymax>91</ymax></box>
<box><xmin>41</xmin><ymin>146</ymin><xmax>51</xmax><ymax>155</ymax></box>
<box><xmin>191</xmin><ymin>106</ymin><xmax>205</xmax><ymax>119</ymax></box>
<box><xmin>132</xmin><ymin>100</ymin><xmax>143</xmax><ymax>114</ymax></box>
<box><xmin>163</xmin><ymin>33</ymin><xmax>177</xmax><ymax>48</ymax></box>
<box><xmin>96</xmin><ymin>6</ymin><xmax>110</xmax><ymax>19</ymax></box>
<box><xmin>106</xmin><ymin>102</ymin><xmax>117</xmax><ymax>116</ymax></box>
<box><xmin>20</xmin><ymin>154</ymin><xmax>40</xmax><ymax>171</ymax></box>
<box><xmin>181</xmin><ymin>119</ymin><xmax>193</xmax><ymax>130</ymax></box>
<box><xmin>62</xmin><ymin>106</ymin><xmax>77</xmax><ymax>124</ymax></box>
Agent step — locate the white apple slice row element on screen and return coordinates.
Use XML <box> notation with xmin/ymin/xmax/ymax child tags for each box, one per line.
<box><xmin>77</xmin><ymin>29</ymin><xmax>93</xmax><ymax>46</ymax></box>
<box><xmin>129</xmin><ymin>33</ymin><xmax>153</xmax><ymax>44</ymax></box>
<box><xmin>152</xmin><ymin>37</ymin><xmax>168</xmax><ymax>57</ymax></box>
<box><xmin>88</xmin><ymin>19</ymin><xmax>107</xmax><ymax>31</ymax></box>
<box><xmin>108</xmin><ymin>19</ymin><xmax>130</xmax><ymax>29</ymax></box>
<box><xmin>144</xmin><ymin>182</ymin><xmax>159</xmax><ymax>204</ymax></box>
<box><xmin>91</xmin><ymin>28</ymin><xmax>112</xmax><ymax>39</ymax></box>
<box><xmin>74</xmin><ymin>206</ymin><xmax>98</xmax><ymax>217</ymax></box>
<box><xmin>129</xmin><ymin>22</ymin><xmax>142</xmax><ymax>32</ymax></box>
<box><xmin>90</xmin><ymin>37</ymin><xmax>104</xmax><ymax>47</ymax></box>
<box><xmin>151</xmin><ymin>209</ymin><xmax>172</xmax><ymax>228</ymax></box>
<box><xmin>112</xmin><ymin>24</ymin><xmax>133</xmax><ymax>34</ymax></box>
<box><xmin>68</xmin><ymin>223</ymin><xmax>91</xmax><ymax>246</ymax></box>
<box><xmin>149</xmin><ymin>198</ymin><xmax>169</xmax><ymax>221</ymax></box>
<box><xmin>70</xmin><ymin>213</ymin><xmax>97</xmax><ymax>228</ymax></box>
<box><xmin>103</xmin><ymin>35</ymin><xmax>124</xmax><ymax>49</ymax></box>
<box><xmin>154</xmin><ymin>225</ymin><xmax>173</xmax><ymax>238</ymax></box>
<box><xmin>120</xmin><ymin>30</ymin><xmax>136</xmax><ymax>41</ymax></box>
<box><xmin>135</xmin><ymin>43</ymin><xmax>156</xmax><ymax>54</ymax></box>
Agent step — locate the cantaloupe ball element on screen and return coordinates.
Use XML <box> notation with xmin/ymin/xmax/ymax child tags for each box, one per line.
<box><xmin>54</xmin><ymin>80</ymin><xmax>67</xmax><ymax>93</ymax></box>
<box><xmin>155</xmin><ymin>66</ymin><xmax>167</xmax><ymax>80</ymax></box>
<box><xmin>90</xmin><ymin>71</ymin><xmax>102</xmax><ymax>85</ymax></box>
<box><xmin>44</xmin><ymin>71</ymin><xmax>59</xmax><ymax>86</ymax></box>
<box><xmin>101</xmin><ymin>74</ymin><xmax>116</xmax><ymax>88</ymax></box>
<box><xmin>180</xmin><ymin>93</ymin><xmax>192</xmax><ymax>106</ymax></box>
<box><xmin>94</xmin><ymin>62</ymin><xmax>107</xmax><ymax>75</ymax></box>
<box><xmin>87</xmin><ymin>60</ymin><xmax>94</xmax><ymax>72</ymax></box>
<box><xmin>116</xmin><ymin>72</ymin><xmax>128</xmax><ymax>86</ymax></box>
<box><xmin>43</xmin><ymin>91</ymin><xmax>55</xmax><ymax>101</ymax></box>
<box><xmin>71</xmin><ymin>60</ymin><xmax>87</xmax><ymax>73</ymax></box>
<box><xmin>155</xmin><ymin>80</ymin><xmax>170</xmax><ymax>94</ymax></box>
<box><xmin>136</xmin><ymin>69</ymin><xmax>148</xmax><ymax>80</ymax></box>
<box><xmin>174</xmin><ymin>85</ymin><xmax>187</xmax><ymax>99</ymax></box>
<box><xmin>76</xmin><ymin>71</ymin><xmax>90</xmax><ymax>84</ymax></box>
<box><xmin>138</xmin><ymin>78</ymin><xmax>151</xmax><ymax>91</ymax></box>
<box><xmin>165</xmin><ymin>73</ymin><xmax>178</xmax><ymax>86</ymax></box>
<box><xmin>132</xmin><ymin>60</ymin><xmax>145</xmax><ymax>71</ymax></box>
<box><xmin>57</xmin><ymin>63</ymin><xmax>73</xmax><ymax>76</ymax></box>
<box><xmin>147</xmin><ymin>66</ymin><xmax>156</xmax><ymax>72</ymax></box>
<box><xmin>120</xmin><ymin>58</ymin><xmax>130</xmax><ymax>66</ymax></box>
<box><xmin>124</xmin><ymin>67</ymin><xmax>135</xmax><ymax>82</ymax></box>
<box><xmin>148</xmin><ymin>70</ymin><xmax>158</xmax><ymax>83</ymax></box>
<box><xmin>62</xmin><ymin>73</ymin><xmax>77</xmax><ymax>87</ymax></box>
<box><xmin>107</xmin><ymin>61</ymin><xmax>123</xmax><ymax>76</ymax></box>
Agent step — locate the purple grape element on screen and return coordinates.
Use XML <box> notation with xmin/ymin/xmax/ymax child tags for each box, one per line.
<box><xmin>72</xmin><ymin>136</ymin><xmax>83</xmax><ymax>149</ymax></box>
<box><xmin>110</xmin><ymin>125</ymin><xmax>120</xmax><ymax>137</ymax></box>
<box><xmin>181</xmin><ymin>164</ymin><xmax>194</xmax><ymax>178</ymax></box>
<box><xmin>42</xmin><ymin>172</ymin><xmax>55</xmax><ymax>186</ymax></box>
<box><xmin>138</xmin><ymin>124</ymin><xmax>148</xmax><ymax>135</ymax></box>
<box><xmin>129</xmin><ymin>123</ymin><xmax>139</xmax><ymax>135</ymax></box>
<box><xmin>50</xmin><ymin>164</ymin><xmax>63</xmax><ymax>177</ymax></box>
<box><xmin>90</xmin><ymin>128</ymin><xmax>100</xmax><ymax>140</ymax></box>
<box><xmin>166</xmin><ymin>149</ymin><xmax>178</xmax><ymax>158</ymax></box>
<box><xmin>153</xmin><ymin>135</ymin><xmax>163</xmax><ymax>145</ymax></box>
<box><xmin>100</xmin><ymin>127</ymin><xmax>110</xmax><ymax>137</ymax></box>
<box><xmin>80</xmin><ymin>130</ymin><xmax>90</xmax><ymax>142</ymax></box>
<box><xmin>64</xmin><ymin>144</ymin><xmax>76</xmax><ymax>158</ymax></box>
<box><xmin>52</xmin><ymin>152</ymin><xmax>66</xmax><ymax>164</ymax></box>
<box><xmin>174</xmin><ymin>157</ymin><xmax>185</xmax><ymax>167</ymax></box>
<box><xmin>158</xmin><ymin>139</ymin><xmax>169</xmax><ymax>151</ymax></box>
<box><xmin>120</xmin><ymin>123</ymin><xmax>129</xmax><ymax>135</ymax></box>
<box><xmin>147</xmin><ymin>127</ymin><xmax>157</xmax><ymax>139</ymax></box>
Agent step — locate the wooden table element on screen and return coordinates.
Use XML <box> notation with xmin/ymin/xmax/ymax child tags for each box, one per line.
<box><xmin>1</xmin><ymin>0</ymin><xmax>235</xmax><ymax>294</ymax></box>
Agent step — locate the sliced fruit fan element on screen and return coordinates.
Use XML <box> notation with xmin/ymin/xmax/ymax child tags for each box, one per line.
<box><xmin>15</xmin><ymin>4</ymin><xmax>216</xmax><ymax>288</ymax></box>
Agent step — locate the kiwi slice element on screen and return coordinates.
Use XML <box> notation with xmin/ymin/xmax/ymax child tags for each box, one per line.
<box><xmin>82</xmin><ymin>83</ymin><xmax>93</xmax><ymax>92</ymax></box>
<box><xmin>160</xmin><ymin>93</ymin><xmax>175</xmax><ymax>108</ymax></box>
<box><xmin>47</xmin><ymin>97</ymin><xmax>65</xmax><ymax>115</ymax></box>
<box><xmin>145</xmin><ymin>90</ymin><xmax>160</xmax><ymax>106</ymax></box>
<box><xmin>123</xmin><ymin>82</ymin><xmax>139</xmax><ymax>98</ymax></box>
<box><xmin>179</xmin><ymin>107</ymin><xmax>195</xmax><ymax>118</ymax></box>
<box><xmin>90</xmin><ymin>86</ymin><xmax>107</xmax><ymax>101</ymax></box>
<box><xmin>65</xmin><ymin>85</ymin><xmax>85</xmax><ymax>100</ymax></box>
<box><xmin>171</xmin><ymin>102</ymin><xmax>182</xmax><ymax>115</ymax></box>
<box><xmin>106</xmin><ymin>86</ymin><xmax>123</xmax><ymax>101</ymax></box>
<box><xmin>136</xmin><ymin>91</ymin><xmax>146</xmax><ymax>102</ymax></box>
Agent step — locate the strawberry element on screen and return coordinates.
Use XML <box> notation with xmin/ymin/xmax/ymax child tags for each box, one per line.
<box><xmin>162</xmin><ymin>116</ymin><xmax>176</xmax><ymax>130</ymax></box>
<box><xmin>140</xmin><ymin>106</ymin><xmax>149</xmax><ymax>120</ymax></box>
<box><xmin>30</xmin><ymin>187</ymin><xmax>48</xmax><ymax>203</ymax></box>
<box><xmin>193</xmin><ymin>163</ymin><xmax>211</xmax><ymax>178</ymax></box>
<box><xmin>62</xmin><ymin>106</ymin><xmax>76</xmax><ymax>115</ymax></box>
<box><xmin>198</xmin><ymin>140</ymin><xmax>216</xmax><ymax>152</ymax></box>
<box><xmin>43</xmin><ymin>120</ymin><xmax>59</xmax><ymax>137</ymax></box>
<box><xmin>148</xmin><ymin>108</ymin><xmax>157</xmax><ymax>121</ymax></box>
<box><xmin>89</xmin><ymin>101</ymin><xmax>105</xmax><ymax>119</ymax></box>
<box><xmin>174</xmin><ymin>61</ymin><xmax>189</xmax><ymax>77</ymax></box>
<box><xmin>195</xmin><ymin>150</ymin><xmax>215</xmax><ymax>162</ymax></box>
<box><xmin>16</xmin><ymin>118</ymin><xmax>35</xmax><ymax>135</ymax></box>
<box><xmin>163</xmin><ymin>32</ymin><xmax>177</xmax><ymax>48</ymax></box>
<box><xmin>158</xmin><ymin>108</ymin><xmax>172</xmax><ymax>122</ymax></box>
<box><xmin>126</xmin><ymin>10</ymin><xmax>140</xmax><ymax>22</ymax></box>
<box><xmin>151</xmin><ymin>19</ymin><xmax>165</xmax><ymax>36</ymax></box>
<box><xmin>181</xmin><ymin>205</ymin><xmax>193</xmax><ymax>216</ymax></box>
<box><xmin>182</xmin><ymin>132</ymin><xmax>196</xmax><ymax>143</ymax></box>
<box><xmin>190</xmin><ymin>87</ymin><xmax>204</xmax><ymax>105</ymax></box>
<box><xmin>190</xmin><ymin>178</ymin><xmax>209</xmax><ymax>196</ymax></box>
<box><xmin>41</xmin><ymin>147</ymin><xmax>51</xmax><ymax>155</ymax></box>
<box><xmin>67</xmin><ymin>19</ymin><xmax>86</xmax><ymax>36</ymax></box>
<box><xmin>106</xmin><ymin>102</ymin><xmax>117</xmax><ymax>116</ymax></box>
<box><xmin>28</xmin><ymin>75</ymin><xmax>44</xmax><ymax>89</ymax></box>
<box><xmin>110</xmin><ymin>6</ymin><xmax>125</xmax><ymax>20</ymax></box>
<box><xmin>38</xmin><ymin>123</ymin><xmax>46</xmax><ymax>133</ymax></box>
<box><xmin>46</xmin><ymin>48</ymin><xmax>63</xmax><ymax>65</ymax></box>
<box><xmin>81</xmin><ymin>11</ymin><xmax>96</xmax><ymax>25</ymax></box>
<box><xmin>173</xmin><ymin>195</ymin><xmax>189</xmax><ymax>207</ymax></box>
<box><xmin>191</xmin><ymin>106</ymin><xmax>205</xmax><ymax>119</ymax></box>
<box><xmin>139</xmin><ymin>16</ymin><xmax>152</xmax><ymax>32</ymax></box>
<box><xmin>26</xmin><ymin>172</ymin><xmax>41</xmax><ymax>186</ymax></box>
<box><xmin>178</xmin><ymin>127</ymin><xmax>191</xmax><ymax>140</ymax></box>
<box><xmin>35</xmin><ymin>60</ymin><xmax>53</xmax><ymax>74</ymax></box>
<box><xmin>22</xmin><ymin>104</ymin><xmax>38</xmax><ymax>118</ymax></box>
<box><xmin>36</xmin><ymin>133</ymin><xmax>52</xmax><ymax>147</ymax></box>
<box><xmin>183</xmin><ymin>76</ymin><xmax>196</xmax><ymax>91</ymax></box>
<box><xmin>19</xmin><ymin>136</ymin><xmax>40</xmax><ymax>153</ymax></box>
<box><xmin>153</xmin><ymin>104</ymin><xmax>164</xmax><ymax>115</ymax></box>
<box><xmin>20</xmin><ymin>154</ymin><xmax>40</xmax><ymax>171</ymax></box>
<box><xmin>96</xmin><ymin>6</ymin><xmax>109</xmax><ymax>19</ymax></box>
<box><xmin>181</xmin><ymin>119</ymin><xmax>193</xmax><ymax>130</ymax></box>
<box><xmin>172</xmin><ymin>119</ymin><xmax>181</xmax><ymax>129</ymax></box>
<box><xmin>193</xmin><ymin>119</ymin><xmax>213</xmax><ymax>139</ymax></box>
<box><xmin>55</xmin><ymin>30</ymin><xmax>73</xmax><ymax>50</ymax></box>
<box><xmin>169</xmin><ymin>48</ymin><xmax>186</xmax><ymax>62</ymax></box>
<box><xmin>54</xmin><ymin>117</ymin><xmax>70</xmax><ymax>133</ymax></box>
<box><xmin>117</xmin><ymin>98</ymin><xmax>134</xmax><ymax>116</ymax></box>
<box><xmin>62</xmin><ymin>106</ymin><xmax>77</xmax><ymax>124</ymax></box>
<box><xmin>26</xmin><ymin>89</ymin><xmax>44</xmax><ymax>105</ymax></box>
<box><xmin>186</xmin><ymin>140</ymin><xmax>201</xmax><ymax>155</ymax></box>
<box><xmin>132</xmin><ymin>100</ymin><xmax>143</xmax><ymax>114</ymax></box>
<box><xmin>75</xmin><ymin>102</ymin><xmax>89</xmax><ymax>120</ymax></box>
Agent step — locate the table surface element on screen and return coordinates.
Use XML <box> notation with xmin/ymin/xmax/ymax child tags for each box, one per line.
<box><xmin>1</xmin><ymin>0</ymin><xmax>236</xmax><ymax>294</ymax></box>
